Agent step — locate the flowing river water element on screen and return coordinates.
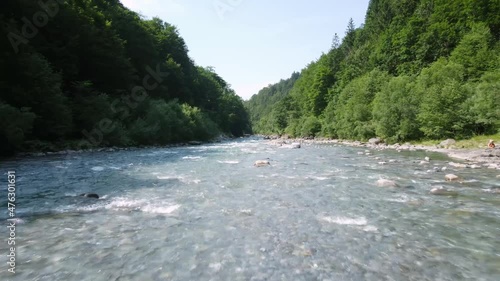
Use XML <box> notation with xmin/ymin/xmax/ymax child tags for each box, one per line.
<box><xmin>1</xmin><ymin>138</ymin><xmax>499</xmax><ymax>281</ymax></box>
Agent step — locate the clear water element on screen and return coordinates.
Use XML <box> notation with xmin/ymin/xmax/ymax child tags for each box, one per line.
<box><xmin>1</xmin><ymin>138</ymin><xmax>499</xmax><ymax>281</ymax></box>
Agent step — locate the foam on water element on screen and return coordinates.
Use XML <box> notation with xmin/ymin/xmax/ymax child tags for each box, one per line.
<box><xmin>141</xmin><ymin>204</ymin><xmax>181</xmax><ymax>214</ymax></box>
<box><xmin>320</xmin><ymin>216</ymin><xmax>368</xmax><ymax>226</ymax></box>
<box><xmin>217</xmin><ymin>160</ymin><xmax>240</xmax><ymax>164</ymax></box>
<box><xmin>182</xmin><ymin>156</ymin><xmax>203</xmax><ymax>160</ymax></box>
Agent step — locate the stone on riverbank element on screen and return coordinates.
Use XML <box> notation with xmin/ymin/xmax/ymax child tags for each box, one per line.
<box><xmin>439</xmin><ymin>139</ymin><xmax>456</xmax><ymax>148</ymax></box>
<box><xmin>369</xmin><ymin>138</ymin><xmax>382</xmax><ymax>145</ymax></box>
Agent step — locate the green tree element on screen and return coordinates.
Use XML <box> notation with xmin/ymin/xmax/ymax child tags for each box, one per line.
<box><xmin>372</xmin><ymin>76</ymin><xmax>421</xmax><ymax>142</ymax></box>
<box><xmin>416</xmin><ymin>59</ymin><xmax>472</xmax><ymax>138</ymax></box>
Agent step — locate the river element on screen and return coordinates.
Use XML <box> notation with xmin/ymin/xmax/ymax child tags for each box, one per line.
<box><xmin>1</xmin><ymin>138</ymin><xmax>499</xmax><ymax>280</ymax></box>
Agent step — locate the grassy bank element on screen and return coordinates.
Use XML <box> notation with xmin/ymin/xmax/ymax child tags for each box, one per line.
<box><xmin>414</xmin><ymin>133</ymin><xmax>500</xmax><ymax>149</ymax></box>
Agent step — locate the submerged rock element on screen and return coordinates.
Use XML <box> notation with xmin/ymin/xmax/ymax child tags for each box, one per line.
<box><xmin>445</xmin><ymin>174</ymin><xmax>459</xmax><ymax>182</ymax></box>
<box><xmin>376</xmin><ymin>179</ymin><xmax>398</xmax><ymax>187</ymax></box>
<box><xmin>254</xmin><ymin>160</ymin><xmax>270</xmax><ymax>167</ymax></box>
<box><xmin>79</xmin><ymin>193</ymin><xmax>99</xmax><ymax>199</ymax></box>
<box><xmin>430</xmin><ymin>187</ymin><xmax>458</xmax><ymax>196</ymax></box>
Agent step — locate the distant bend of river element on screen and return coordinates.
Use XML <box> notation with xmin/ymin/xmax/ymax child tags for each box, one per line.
<box><xmin>1</xmin><ymin>138</ymin><xmax>499</xmax><ymax>281</ymax></box>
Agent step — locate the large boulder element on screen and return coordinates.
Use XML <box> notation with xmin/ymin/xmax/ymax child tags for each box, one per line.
<box><xmin>439</xmin><ymin>139</ymin><xmax>456</xmax><ymax>148</ymax></box>
<box><xmin>376</xmin><ymin>179</ymin><xmax>398</xmax><ymax>187</ymax></box>
<box><xmin>369</xmin><ymin>138</ymin><xmax>382</xmax><ymax>145</ymax></box>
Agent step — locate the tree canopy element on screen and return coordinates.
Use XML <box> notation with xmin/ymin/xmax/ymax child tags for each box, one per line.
<box><xmin>0</xmin><ymin>0</ymin><xmax>250</xmax><ymax>155</ymax></box>
<box><xmin>246</xmin><ymin>0</ymin><xmax>500</xmax><ymax>142</ymax></box>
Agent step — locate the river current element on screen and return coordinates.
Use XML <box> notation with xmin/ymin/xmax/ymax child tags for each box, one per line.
<box><xmin>1</xmin><ymin>138</ymin><xmax>499</xmax><ymax>280</ymax></box>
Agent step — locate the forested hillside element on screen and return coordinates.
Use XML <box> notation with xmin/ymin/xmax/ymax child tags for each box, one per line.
<box><xmin>245</xmin><ymin>72</ymin><xmax>299</xmax><ymax>134</ymax></box>
<box><xmin>0</xmin><ymin>0</ymin><xmax>250</xmax><ymax>156</ymax></box>
<box><xmin>247</xmin><ymin>0</ymin><xmax>500</xmax><ymax>142</ymax></box>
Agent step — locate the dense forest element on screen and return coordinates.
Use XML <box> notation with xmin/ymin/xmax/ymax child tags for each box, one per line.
<box><xmin>244</xmin><ymin>72</ymin><xmax>300</xmax><ymax>134</ymax></box>
<box><xmin>0</xmin><ymin>0</ymin><xmax>251</xmax><ymax>156</ymax></box>
<box><xmin>246</xmin><ymin>0</ymin><xmax>500</xmax><ymax>143</ymax></box>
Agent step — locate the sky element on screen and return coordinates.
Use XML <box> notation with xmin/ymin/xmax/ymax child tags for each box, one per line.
<box><xmin>120</xmin><ymin>0</ymin><xmax>371</xmax><ymax>100</ymax></box>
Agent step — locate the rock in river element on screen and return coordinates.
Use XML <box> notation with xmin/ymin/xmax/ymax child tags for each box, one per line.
<box><xmin>80</xmin><ymin>193</ymin><xmax>99</xmax><ymax>199</ymax></box>
<box><xmin>376</xmin><ymin>179</ymin><xmax>398</xmax><ymax>187</ymax></box>
<box><xmin>445</xmin><ymin>174</ymin><xmax>459</xmax><ymax>182</ymax></box>
<box><xmin>254</xmin><ymin>160</ymin><xmax>270</xmax><ymax>167</ymax></box>
<box><xmin>430</xmin><ymin>187</ymin><xmax>458</xmax><ymax>196</ymax></box>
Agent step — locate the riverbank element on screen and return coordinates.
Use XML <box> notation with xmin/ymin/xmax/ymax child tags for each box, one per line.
<box><xmin>265</xmin><ymin>137</ymin><xmax>500</xmax><ymax>171</ymax></box>
<box><xmin>7</xmin><ymin>135</ymin><xmax>236</xmax><ymax>158</ymax></box>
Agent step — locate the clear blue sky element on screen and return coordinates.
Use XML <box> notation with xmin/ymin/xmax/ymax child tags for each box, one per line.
<box><xmin>121</xmin><ymin>0</ymin><xmax>371</xmax><ymax>100</ymax></box>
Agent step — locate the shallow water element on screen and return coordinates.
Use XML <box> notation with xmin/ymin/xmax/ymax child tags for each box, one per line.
<box><xmin>1</xmin><ymin>138</ymin><xmax>499</xmax><ymax>281</ymax></box>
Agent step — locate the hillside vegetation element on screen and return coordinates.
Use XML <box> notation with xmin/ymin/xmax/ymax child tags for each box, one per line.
<box><xmin>0</xmin><ymin>0</ymin><xmax>251</xmax><ymax>156</ymax></box>
<box><xmin>246</xmin><ymin>0</ymin><xmax>500</xmax><ymax>143</ymax></box>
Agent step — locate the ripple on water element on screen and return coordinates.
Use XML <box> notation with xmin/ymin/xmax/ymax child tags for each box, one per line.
<box><xmin>1</xmin><ymin>140</ymin><xmax>499</xmax><ymax>280</ymax></box>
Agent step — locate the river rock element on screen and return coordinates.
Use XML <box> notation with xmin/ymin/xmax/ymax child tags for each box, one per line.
<box><xmin>369</xmin><ymin>138</ymin><xmax>382</xmax><ymax>145</ymax></box>
<box><xmin>439</xmin><ymin>139</ymin><xmax>456</xmax><ymax>148</ymax></box>
<box><xmin>254</xmin><ymin>160</ymin><xmax>270</xmax><ymax>167</ymax></box>
<box><xmin>80</xmin><ymin>193</ymin><xmax>99</xmax><ymax>199</ymax></box>
<box><xmin>376</xmin><ymin>179</ymin><xmax>398</xmax><ymax>187</ymax></box>
<box><xmin>430</xmin><ymin>187</ymin><xmax>458</xmax><ymax>196</ymax></box>
<box><xmin>283</xmin><ymin>142</ymin><xmax>301</xmax><ymax>149</ymax></box>
<box><xmin>425</xmin><ymin>157</ymin><xmax>430</xmax><ymax>162</ymax></box>
<box><xmin>445</xmin><ymin>174</ymin><xmax>459</xmax><ymax>181</ymax></box>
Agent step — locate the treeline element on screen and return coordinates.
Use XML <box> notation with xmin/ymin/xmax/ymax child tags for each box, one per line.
<box><xmin>244</xmin><ymin>72</ymin><xmax>300</xmax><ymax>133</ymax></box>
<box><xmin>0</xmin><ymin>0</ymin><xmax>250</xmax><ymax>156</ymax></box>
<box><xmin>246</xmin><ymin>0</ymin><xmax>500</xmax><ymax>142</ymax></box>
